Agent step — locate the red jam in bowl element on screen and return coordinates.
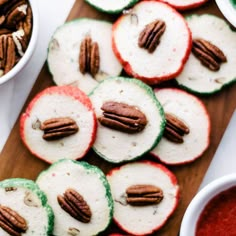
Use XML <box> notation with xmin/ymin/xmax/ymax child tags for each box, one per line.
<box><xmin>196</xmin><ymin>186</ymin><xmax>236</xmax><ymax>236</ymax></box>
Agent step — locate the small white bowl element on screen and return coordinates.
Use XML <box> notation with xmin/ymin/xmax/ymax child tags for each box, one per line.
<box><xmin>0</xmin><ymin>0</ymin><xmax>39</xmax><ymax>85</ymax></box>
<box><xmin>180</xmin><ymin>174</ymin><xmax>236</xmax><ymax>236</ymax></box>
<box><xmin>216</xmin><ymin>0</ymin><xmax>236</xmax><ymax>28</ymax></box>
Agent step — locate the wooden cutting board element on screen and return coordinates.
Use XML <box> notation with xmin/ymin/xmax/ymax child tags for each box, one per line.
<box><xmin>0</xmin><ymin>1</ymin><xmax>236</xmax><ymax>235</ymax></box>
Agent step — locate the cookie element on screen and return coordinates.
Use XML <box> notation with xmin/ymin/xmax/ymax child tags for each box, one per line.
<box><xmin>36</xmin><ymin>159</ymin><xmax>113</xmax><ymax>236</ymax></box>
<box><xmin>89</xmin><ymin>77</ymin><xmax>165</xmax><ymax>163</ymax></box>
<box><xmin>47</xmin><ymin>18</ymin><xmax>122</xmax><ymax>94</ymax></box>
<box><xmin>112</xmin><ymin>1</ymin><xmax>191</xmax><ymax>84</ymax></box>
<box><xmin>0</xmin><ymin>178</ymin><xmax>54</xmax><ymax>235</ymax></box>
<box><xmin>176</xmin><ymin>14</ymin><xmax>236</xmax><ymax>94</ymax></box>
<box><xmin>107</xmin><ymin>161</ymin><xmax>179</xmax><ymax>235</ymax></box>
<box><xmin>158</xmin><ymin>0</ymin><xmax>208</xmax><ymax>10</ymax></box>
<box><xmin>150</xmin><ymin>88</ymin><xmax>211</xmax><ymax>165</ymax></box>
<box><xmin>85</xmin><ymin>0</ymin><xmax>139</xmax><ymax>14</ymax></box>
<box><xmin>20</xmin><ymin>85</ymin><xmax>97</xmax><ymax>163</ymax></box>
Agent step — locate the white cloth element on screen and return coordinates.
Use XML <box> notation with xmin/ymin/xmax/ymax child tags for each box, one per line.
<box><xmin>0</xmin><ymin>0</ymin><xmax>75</xmax><ymax>151</ymax></box>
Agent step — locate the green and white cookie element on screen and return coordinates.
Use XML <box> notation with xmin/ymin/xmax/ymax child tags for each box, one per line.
<box><xmin>0</xmin><ymin>178</ymin><xmax>54</xmax><ymax>235</ymax></box>
<box><xmin>85</xmin><ymin>0</ymin><xmax>139</xmax><ymax>14</ymax></box>
<box><xmin>176</xmin><ymin>14</ymin><xmax>236</xmax><ymax>94</ymax></box>
<box><xmin>36</xmin><ymin>159</ymin><xmax>113</xmax><ymax>236</ymax></box>
<box><xmin>89</xmin><ymin>77</ymin><xmax>165</xmax><ymax>163</ymax></box>
<box><xmin>47</xmin><ymin>18</ymin><xmax>122</xmax><ymax>94</ymax></box>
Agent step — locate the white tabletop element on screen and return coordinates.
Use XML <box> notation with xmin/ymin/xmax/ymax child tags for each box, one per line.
<box><xmin>0</xmin><ymin>0</ymin><xmax>75</xmax><ymax>151</ymax></box>
<box><xmin>200</xmin><ymin>110</ymin><xmax>236</xmax><ymax>189</ymax></box>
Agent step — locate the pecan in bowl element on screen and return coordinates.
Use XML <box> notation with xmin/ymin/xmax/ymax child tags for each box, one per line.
<box><xmin>0</xmin><ymin>0</ymin><xmax>39</xmax><ymax>85</ymax></box>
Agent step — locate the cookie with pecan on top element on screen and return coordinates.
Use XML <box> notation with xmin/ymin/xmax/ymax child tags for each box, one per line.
<box><xmin>36</xmin><ymin>159</ymin><xmax>113</xmax><ymax>236</ymax></box>
<box><xmin>107</xmin><ymin>160</ymin><xmax>179</xmax><ymax>235</ymax></box>
<box><xmin>89</xmin><ymin>77</ymin><xmax>165</xmax><ymax>163</ymax></box>
<box><xmin>176</xmin><ymin>14</ymin><xmax>236</xmax><ymax>94</ymax></box>
<box><xmin>112</xmin><ymin>1</ymin><xmax>192</xmax><ymax>84</ymax></box>
<box><xmin>150</xmin><ymin>88</ymin><xmax>211</xmax><ymax>165</ymax></box>
<box><xmin>20</xmin><ymin>85</ymin><xmax>97</xmax><ymax>163</ymax></box>
<box><xmin>47</xmin><ymin>18</ymin><xmax>122</xmax><ymax>95</ymax></box>
<box><xmin>0</xmin><ymin>178</ymin><xmax>54</xmax><ymax>235</ymax></box>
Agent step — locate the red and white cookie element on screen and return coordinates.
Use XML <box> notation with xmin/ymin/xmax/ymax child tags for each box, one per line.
<box><xmin>107</xmin><ymin>161</ymin><xmax>179</xmax><ymax>235</ymax></box>
<box><xmin>20</xmin><ymin>86</ymin><xmax>97</xmax><ymax>163</ymax></box>
<box><xmin>151</xmin><ymin>88</ymin><xmax>211</xmax><ymax>165</ymax></box>
<box><xmin>112</xmin><ymin>1</ymin><xmax>191</xmax><ymax>84</ymax></box>
<box><xmin>158</xmin><ymin>0</ymin><xmax>208</xmax><ymax>10</ymax></box>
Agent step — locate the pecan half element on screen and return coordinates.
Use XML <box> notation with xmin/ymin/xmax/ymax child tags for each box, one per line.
<box><xmin>4</xmin><ymin>2</ymin><xmax>28</xmax><ymax>29</ymax></box>
<box><xmin>57</xmin><ymin>188</ymin><xmax>92</xmax><ymax>223</ymax></box>
<box><xmin>0</xmin><ymin>205</ymin><xmax>28</xmax><ymax>236</ymax></box>
<box><xmin>0</xmin><ymin>15</ymin><xmax>5</xmax><ymax>25</ymax></box>
<box><xmin>126</xmin><ymin>184</ymin><xmax>163</xmax><ymax>206</ymax></box>
<box><xmin>98</xmin><ymin>101</ymin><xmax>147</xmax><ymax>133</ymax></box>
<box><xmin>18</xmin><ymin>5</ymin><xmax>32</xmax><ymax>41</ymax></box>
<box><xmin>138</xmin><ymin>19</ymin><xmax>166</xmax><ymax>53</ymax></box>
<box><xmin>164</xmin><ymin>113</ymin><xmax>189</xmax><ymax>143</ymax></box>
<box><xmin>0</xmin><ymin>28</ymin><xmax>11</xmax><ymax>35</ymax></box>
<box><xmin>79</xmin><ymin>36</ymin><xmax>100</xmax><ymax>77</ymax></box>
<box><xmin>3</xmin><ymin>35</ymin><xmax>16</xmax><ymax>74</ymax></box>
<box><xmin>40</xmin><ymin>117</ymin><xmax>79</xmax><ymax>141</ymax></box>
<box><xmin>0</xmin><ymin>0</ymin><xmax>9</xmax><ymax>7</ymax></box>
<box><xmin>192</xmin><ymin>38</ymin><xmax>227</xmax><ymax>71</ymax></box>
<box><xmin>12</xmin><ymin>29</ymin><xmax>28</xmax><ymax>56</ymax></box>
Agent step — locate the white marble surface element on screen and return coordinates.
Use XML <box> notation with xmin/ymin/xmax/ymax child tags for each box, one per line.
<box><xmin>200</xmin><ymin>110</ymin><xmax>236</xmax><ymax>188</ymax></box>
<box><xmin>0</xmin><ymin>0</ymin><xmax>75</xmax><ymax>151</ymax></box>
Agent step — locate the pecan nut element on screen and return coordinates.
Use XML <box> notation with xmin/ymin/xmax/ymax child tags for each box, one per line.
<box><xmin>192</xmin><ymin>38</ymin><xmax>227</xmax><ymax>71</ymax></box>
<box><xmin>4</xmin><ymin>2</ymin><xmax>28</xmax><ymax>29</ymax></box>
<box><xmin>0</xmin><ymin>205</ymin><xmax>28</xmax><ymax>236</ymax></box>
<box><xmin>79</xmin><ymin>36</ymin><xmax>100</xmax><ymax>77</ymax></box>
<box><xmin>164</xmin><ymin>113</ymin><xmax>189</xmax><ymax>143</ymax></box>
<box><xmin>0</xmin><ymin>35</ymin><xmax>16</xmax><ymax>74</ymax></box>
<box><xmin>138</xmin><ymin>19</ymin><xmax>166</xmax><ymax>53</ymax></box>
<box><xmin>40</xmin><ymin>117</ymin><xmax>79</xmax><ymax>141</ymax></box>
<box><xmin>57</xmin><ymin>188</ymin><xmax>92</xmax><ymax>223</ymax></box>
<box><xmin>126</xmin><ymin>184</ymin><xmax>164</xmax><ymax>206</ymax></box>
<box><xmin>98</xmin><ymin>101</ymin><xmax>147</xmax><ymax>133</ymax></box>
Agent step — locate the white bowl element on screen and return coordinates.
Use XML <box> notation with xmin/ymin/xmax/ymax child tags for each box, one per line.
<box><xmin>216</xmin><ymin>0</ymin><xmax>236</xmax><ymax>27</ymax></box>
<box><xmin>0</xmin><ymin>0</ymin><xmax>39</xmax><ymax>85</ymax></box>
<box><xmin>180</xmin><ymin>174</ymin><xmax>236</xmax><ymax>236</ymax></box>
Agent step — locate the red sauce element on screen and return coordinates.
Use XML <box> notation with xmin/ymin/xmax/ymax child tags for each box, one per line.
<box><xmin>196</xmin><ymin>186</ymin><xmax>236</xmax><ymax>236</ymax></box>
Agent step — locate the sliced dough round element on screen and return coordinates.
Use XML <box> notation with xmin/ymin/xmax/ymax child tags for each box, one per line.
<box><xmin>151</xmin><ymin>88</ymin><xmax>210</xmax><ymax>165</ymax></box>
<box><xmin>89</xmin><ymin>77</ymin><xmax>165</xmax><ymax>163</ymax></box>
<box><xmin>107</xmin><ymin>161</ymin><xmax>179</xmax><ymax>235</ymax></box>
<box><xmin>176</xmin><ymin>14</ymin><xmax>236</xmax><ymax>94</ymax></box>
<box><xmin>112</xmin><ymin>1</ymin><xmax>191</xmax><ymax>84</ymax></box>
<box><xmin>20</xmin><ymin>86</ymin><xmax>96</xmax><ymax>163</ymax></box>
<box><xmin>85</xmin><ymin>0</ymin><xmax>139</xmax><ymax>13</ymax></box>
<box><xmin>36</xmin><ymin>159</ymin><xmax>113</xmax><ymax>236</ymax></box>
<box><xmin>47</xmin><ymin>18</ymin><xmax>122</xmax><ymax>94</ymax></box>
<box><xmin>0</xmin><ymin>178</ymin><xmax>54</xmax><ymax>235</ymax></box>
<box><xmin>159</xmin><ymin>0</ymin><xmax>208</xmax><ymax>10</ymax></box>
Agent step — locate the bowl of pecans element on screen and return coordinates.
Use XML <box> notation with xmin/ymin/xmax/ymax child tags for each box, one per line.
<box><xmin>0</xmin><ymin>0</ymin><xmax>39</xmax><ymax>85</ymax></box>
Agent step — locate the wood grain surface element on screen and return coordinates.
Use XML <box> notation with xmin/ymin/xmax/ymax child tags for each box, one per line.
<box><xmin>0</xmin><ymin>0</ymin><xmax>236</xmax><ymax>235</ymax></box>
